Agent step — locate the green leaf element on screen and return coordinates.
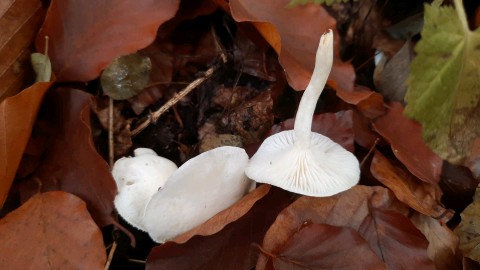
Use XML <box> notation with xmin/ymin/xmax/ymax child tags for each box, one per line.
<box><xmin>30</xmin><ymin>53</ymin><xmax>52</xmax><ymax>82</ymax></box>
<box><xmin>404</xmin><ymin>0</ymin><xmax>480</xmax><ymax>164</ymax></box>
<box><xmin>455</xmin><ymin>186</ymin><xmax>480</xmax><ymax>263</ymax></box>
<box><xmin>287</xmin><ymin>0</ymin><xmax>354</xmax><ymax>8</ymax></box>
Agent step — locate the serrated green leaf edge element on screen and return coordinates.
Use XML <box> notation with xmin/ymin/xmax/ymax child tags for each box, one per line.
<box><xmin>404</xmin><ymin>0</ymin><xmax>480</xmax><ymax>163</ymax></box>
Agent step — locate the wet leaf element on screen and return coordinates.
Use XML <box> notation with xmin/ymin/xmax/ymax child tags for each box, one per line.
<box><xmin>374</xmin><ymin>102</ymin><xmax>442</xmax><ymax>183</ymax></box>
<box><xmin>20</xmin><ymin>88</ymin><xmax>116</xmax><ymax>226</ymax></box>
<box><xmin>257</xmin><ymin>186</ymin><xmax>434</xmax><ymax>270</ymax></box>
<box><xmin>146</xmin><ymin>186</ymin><xmax>292</xmax><ymax>270</ymax></box>
<box><xmin>0</xmin><ymin>81</ymin><xmax>52</xmax><ymax>208</ymax></box>
<box><xmin>229</xmin><ymin>0</ymin><xmax>355</xmax><ymax>93</ymax></box>
<box><xmin>36</xmin><ymin>0</ymin><xmax>180</xmax><ymax>81</ymax></box>
<box><xmin>404</xmin><ymin>0</ymin><xmax>480</xmax><ymax>164</ymax></box>
<box><xmin>455</xmin><ymin>186</ymin><xmax>480</xmax><ymax>263</ymax></box>
<box><xmin>0</xmin><ymin>191</ymin><xmax>105</xmax><ymax>269</ymax></box>
<box><xmin>370</xmin><ymin>150</ymin><xmax>452</xmax><ymax>222</ymax></box>
<box><xmin>101</xmin><ymin>53</ymin><xmax>152</xmax><ymax>100</ymax></box>
<box><xmin>0</xmin><ymin>0</ymin><xmax>46</xmax><ymax>100</ymax></box>
<box><xmin>268</xmin><ymin>223</ymin><xmax>385</xmax><ymax>270</ymax></box>
<box><xmin>411</xmin><ymin>213</ymin><xmax>461</xmax><ymax>270</ymax></box>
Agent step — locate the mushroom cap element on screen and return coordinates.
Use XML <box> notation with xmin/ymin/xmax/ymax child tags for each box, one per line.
<box><xmin>112</xmin><ymin>148</ymin><xmax>177</xmax><ymax>230</ymax></box>
<box><xmin>143</xmin><ymin>146</ymin><xmax>252</xmax><ymax>243</ymax></box>
<box><xmin>245</xmin><ymin>130</ymin><xmax>360</xmax><ymax>197</ymax></box>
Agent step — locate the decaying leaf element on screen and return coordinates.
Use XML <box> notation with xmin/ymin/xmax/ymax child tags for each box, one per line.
<box><xmin>370</xmin><ymin>150</ymin><xmax>452</xmax><ymax>222</ymax></box>
<box><xmin>36</xmin><ymin>0</ymin><xmax>180</xmax><ymax>81</ymax></box>
<box><xmin>0</xmin><ymin>191</ymin><xmax>105</xmax><ymax>269</ymax></box>
<box><xmin>374</xmin><ymin>102</ymin><xmax>443</xmax><ymax>183</ymax></box>
<box><xmin>30</xmin><ymin>52</ymin><xmax>52</xmax><ymax>82</ymax></box>
<box><xmin>101</xmin><ymin>53</ymin><xmax>152</xmax><ymax>100</ymax></box>
<box><xmin>455</xmin><ymin>185</ymin><xmax>480</xmax><ymax>263</ymax></box>
<box><xmin>229</xmin><ymin>0</ymin><xmax>355</xmax><ymax>93</ymax></box>
<box><xmin>411</xmin><ymin>213</ymin><xmax>461</xmax><ymax>270</ymax></box>
<box><xmin>404</xmin><ymin>0</ymin><xmax>480</xmax><ymax>164</ymax></box>
<box><xmin>266</xmin><ymin>223</ymin><xmax>386</xmax><ymax>270</ymax></box>
<box><xmin>0</xmin><ymin>81</ymin><xmax>52</xmax><ymax>208</ymax></box>
<box><xmin>257</xmin><ymin>186</ymin><xmax>434</xmax><ymax>269</ymax></box>
<box><xmin>20</xmin><ymin>88</ymin><xmax>116</xmax><ymax>226</ymax></box>
<box><xmin>0</xmin><ymin>0</ymin><xmax>46</xmax><ymax>101</ymax></box>
<box><xmin>146</xmin><ymin>186</ymin><xmax>292</xmax><ymax>270</ymax></box>
<box><xmin>288</xmin><ymin>0</ymin><xmax>356</xmax><ymax>7</ymax></box>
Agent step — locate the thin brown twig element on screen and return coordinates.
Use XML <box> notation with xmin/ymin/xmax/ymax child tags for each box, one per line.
<box><xmin>131</xmin><ymin>66</ymin><xmax>217</xmax><ymax>136</ymax></box>
<box><xmin>360</xmin><ymin>138</ymin><xmax>380</xmax><ymax>168</ymax></box>
<box><xmin>108</xmin><ymin>97</ymin><xmax>114</xmax><ymax>167</ymax></box>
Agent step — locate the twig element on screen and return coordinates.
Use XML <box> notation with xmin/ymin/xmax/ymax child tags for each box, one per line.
<box><xmin>132</xmin><ymin>66</ymin><xmax>216</xmax><ymax>136</ymax></box>
<box><xmin>360</xmin><ymin>138</ymin><xmax>380</xmax><ymax>168</ymax></box>
<box><xmin>108</xmin><ymin>97</ymin><xmax>114</xmax><ymax>167</ymax></box>
<box><xmin>104</xmin><ymin>241</ymin><xmax>117</xmax><ymax>270</ymax></box>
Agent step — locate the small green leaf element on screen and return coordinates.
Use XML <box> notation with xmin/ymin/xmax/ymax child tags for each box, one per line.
<box><xmin>30</xmin><ymin>52</ymin><xmax>52</xmax><ymax>82</ymax></box>
<box><xmin>404</xmin><ymin>0</ymin><xmax>480</xmax><ymax>163</ymax></box>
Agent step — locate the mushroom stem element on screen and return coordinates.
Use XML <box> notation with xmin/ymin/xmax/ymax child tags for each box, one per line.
<box><xmin>294</xmin><ymin>30</ymin><xmax>334</xmax><ymax>149</ymax></box>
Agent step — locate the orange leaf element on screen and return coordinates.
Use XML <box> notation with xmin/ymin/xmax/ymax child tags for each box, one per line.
<box><xmin>229</xmin><ymin>0</ymin><xmax>355</xmax><ymax>93</ymax></box>
<box><xmin>20</xmin><ymin>88</ymin><xmax>116</xmax><ymax>226</ymax></box>
<box><xmin>370</xmin><ymin>150</ymin><xmax>453</xmax><ymax>222</ymax></box>
<box><xmin>373</xmin><ymin>102</ymin><xmax>443</xmax><ymax>183</ymax></box>
<box><xmin>36</xmin><ymin>0</ymin><xmax>180</xmax><ymax>81</ymax></box>
<box><xmin>0</xmin><ymin>191</ymin><xmax>105</xmax><ymax>269</ymax></box>
<box><xmin>0</xmin><ymin>0</ymin><xmax>46</xmax><ymax>100</ymax></box>
<box><xmin>0</xmin><ymin>81</ymin><xmax>52</xmax><ymax>208</ymax></box>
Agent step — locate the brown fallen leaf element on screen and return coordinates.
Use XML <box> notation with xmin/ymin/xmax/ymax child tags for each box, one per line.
<box><xmin>373</xmin><ymin>102</ymin><xmax>443</xmax><ymax>184</ymax></box>
<box><xmin>0</xmin><ymin>81</ymin><xmax>52</xmax><ymax>208</ymax></box>
<box><xmin>20</xmin><ymin>88</ymin><xmax>116</xmax><ymax>226</ymax></box>
<box><xmin>455</xmin><ymin>186</ymin><xmax>480</xmax><ymax>263</ymax></box>
<box><xmin>0</xmin><ymin>0</ymin><xmax>46</xmax><ymax>101</ymax></box>
<box><xmin>264</xmin><ymin>223</ymin><xmax>386</xmax><ymax>270</ymax></box>
<box><xmin>229</xmin><ymin>0</ymin><xmax>355</xmax><ymax>93</ymax></box>
<box><xmin>257</xmin><ymin>185</ymin><xmax>434</xmax><ymax>270</ymax></box>
<box><xmin>173</xmin><ymin>184</ymin><xmax>270</xmax><ymax>244</ymax></box>
<box><xmin>411</xmin><ymin>213</ymin><xmax>461</xmax><ymax>270</ymax></box>
<box><xmin>146</xmin><ymin>186</ymin><xmax>292</xmax><ymax>270</ymax></box>
<box><xmin>36</xmin><ymin>0</ymin><xmax>180</xmax><ymax>81</ymax></box>
<box><xmin>271</xmin><ymin>110</ymin><xmax>355</xmax><ymax>152</ymax></box>
<box><xmin>370</xmin><ymin>150</ymin><xmax>453</xmax><ymax>223</ymax></box>
<box><xmin>0</xmin><ymin>191</ymin><xmax>105</xmax><ymax>269</ymax></box>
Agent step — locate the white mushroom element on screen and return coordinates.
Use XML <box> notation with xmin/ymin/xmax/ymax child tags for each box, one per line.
<box><xmin>143</xmin><ymin>146</ymin><xmax>252</xmax><ymax>243</ymax></box>
<box><xmin>245</xmin><ymin>30</ymin><xmax>360</xmax><ymax>197</ymax></box>
<box><xmin>112</xmin><ymin>148</ymin><xmax>177</xmax><ymax>231</ymax></box>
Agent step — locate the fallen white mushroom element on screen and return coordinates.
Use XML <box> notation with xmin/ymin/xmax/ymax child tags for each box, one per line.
<box><xmin>143</xmin><ymin>146</ymin><xmax>252</xmax><ymax>243</ymax></box>
<box><xmin>245</xmin><ymin>30</ymin><xmax>360</xmax><ymax>197</ymax></box>
<box><xmin>112</xmin><ymin>148</ymin><xmax>177</xmax><ymax>231</ymax></box>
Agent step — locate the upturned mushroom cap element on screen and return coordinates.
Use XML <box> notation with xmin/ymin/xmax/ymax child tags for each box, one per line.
<box><xmin>112</xmin><ymin>148</ymin><xmax>177</xmax><ymax>230</ymax></box>
<box><xmin>143</xmin><ymin>146</ymin><xmax>252</xmax><ymax>243</ymax></box>
<box><xmin>245</xmin><ymin>30</ymin><xmax>360</xmax><ymax>197</ymax></box>
<box><xmin>245</xmin><ymin>130</ymin><xmax>359</xmax><ymax>197</ymax></box>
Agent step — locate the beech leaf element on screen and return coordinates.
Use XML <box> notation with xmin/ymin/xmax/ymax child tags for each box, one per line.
<box><xmin>0</xmin><ymin>81</ymin><xmax>52</xmax><ymax>208</ymax></box>
<box><xmin>30</xmin><ymin>52</ymin><xmax>52</xmax><ymax>82</ymax></box>
<box><xmin>404</xmin><ymin>0</ymin><xmax>480</xmax><ymax>164</ymax></box>
<box><xmin>0</xmin><ymin>191</ymin><xmax>106</xmax><ymax>269</ymax></box>
<box><xmin>36</xmin><ymin>0</ymin><xmax>180</xmax><ymax>81</ymax></box>
<box><xmin>455</xmin><ymin>185</ymin><xmax>480</xmax><ymax>263</ymax></box>
<box><xmin>271</xmin><ymin>223</ymin><xmax>385</xmax><ymax>270</ymax></box>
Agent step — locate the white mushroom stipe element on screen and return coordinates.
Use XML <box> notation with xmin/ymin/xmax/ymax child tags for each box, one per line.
<box><xmin>245</xmin><ymin>30</ymin><xmax>360</xmax><ymax>197</ymax></box>
<box><xmin>112</xmin><ymin>148</ymin><xmax>177</xmax><ymax>231</ymax></box>
<box><xmin>143</xmin><ymin>146</ymin><xmax>252</xmax><ymax>243</ymax></box>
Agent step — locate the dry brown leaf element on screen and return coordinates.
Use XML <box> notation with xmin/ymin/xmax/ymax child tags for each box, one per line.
<box><xmin>370</xmin><ymin>150</ymin><xmax>453</xmax><ymax>223</ymax></box>
<box><xmin>0</xmin><ymin>191</ymin><xmax>105</xmax><ymax>269</ymax></box>
<box><xmin>257</xmin><ymin>185</ymin><xmax>434</xmax><ymax>270</ymax></box>
<box><xmin>0</xmin><ymin>81</ymin><xmax>52</xmax><ymax>208</ymax></box>
<box><xmin>411</xmin><ymin>213</ymin><xmax>461</xmax><ymax>270</ymax></box>
<box><xmin>36</xmin><ymin>0</ymin><xmax>180</xmax><ymax>81</ymax></box>
<box><xmin>0</xmin><ymin>0</ymin><xmax>46</xmax><ymax>101</ymax></box>
<box><xmin>229</xmin><ymin>0</ymin><xmax>355</xmax><ymax>93</ymax></box>
<box><xmin>373</xmin><ymin>102</ymin><xmax>443</xmax><ymax>183</ymax></box>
